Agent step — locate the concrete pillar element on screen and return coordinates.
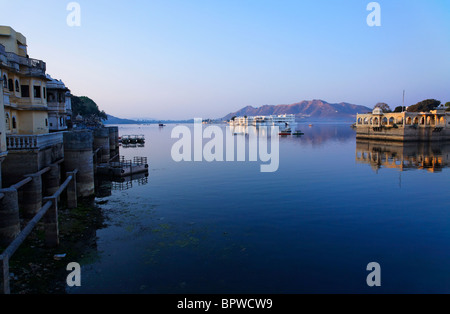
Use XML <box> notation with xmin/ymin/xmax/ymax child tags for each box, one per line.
<box><xmin>108</xmin><ymin>127</ymin><xmax>116</xmax><ymax>157</ymax></box>
<box><xmin>93</xmin><ymin>127</ymin><xmax>110</xmax><ymax>163</ymax></box>
<box><xmin>0</xmin><ymin>188</ymin><xmax>20</xmax><ymax>247</ymax></box>
<box><xmin>0</xmin><ymin>257</ymin><xmax>10</xmax><ymax>294</ymax></box>
<box><xmin>63</xmin><ymin>130</ymin><xmax>94</xmax><ymax>198</ymax></box>
<box><xmin>43</xmin><ymin>196</ymin><xmax>59</xmax><ymax>247</ymax></box>
<box><xmin>43</xmin><ymin>164</ymin><xmax>60</xmax><ymax>197</ymax></box>
<box><xmin>20</xmin><ymin>174</ymin><xmax>42</xmax><ymax>219</ymax></box>
<box><xmin>66</xmin><ymin>171</ymin><xmax>77</xmax><ymax>209</ymax></box>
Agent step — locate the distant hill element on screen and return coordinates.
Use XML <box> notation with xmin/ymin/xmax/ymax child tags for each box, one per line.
<box><xmin>104</xmin><ymin>114</ymin><xmax>195</xmax><ymax>124</ymax></box>
<box><xmin>222</xmin><ymin>99</ymin><xmax>372</xmax><ymax>121</ymax></box>
<box><xmin>105</xmin><ymin>114</ymin><xmax>139</xmax><ymax>124</ymax></box>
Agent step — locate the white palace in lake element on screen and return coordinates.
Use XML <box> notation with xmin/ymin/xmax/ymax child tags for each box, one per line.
<box><xmin>230</xmin><ymin>114</ymin><xmax>296</xmax><ymax>127</ymax></box>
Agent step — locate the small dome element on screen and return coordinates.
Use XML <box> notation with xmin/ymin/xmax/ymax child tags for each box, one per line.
<box><xmin>373</xmin><ymin>108</ymin><xmax>383</xmax><ymax>115</ymax></box>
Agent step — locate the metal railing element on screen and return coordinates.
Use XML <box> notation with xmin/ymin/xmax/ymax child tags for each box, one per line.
<box><xmin>0</xmin><ymin>169</ymin><xmax>78</xmax><ymax>294</ymax></box>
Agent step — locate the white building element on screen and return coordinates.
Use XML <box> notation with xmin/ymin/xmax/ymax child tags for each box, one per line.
<box><xmin>46</xmin><ymin>74</ymin><xmax>72</xmax><ymax>132</ymax></box>
<box><xmin>230</xmin><ymin>114</ymin><xmax>296</xmax><ymax>127</ymax></box>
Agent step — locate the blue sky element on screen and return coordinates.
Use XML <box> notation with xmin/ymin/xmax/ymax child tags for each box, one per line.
<box><xmin>1</xmin><ymin>0</ymin><xmax>449</xmax><ymax>119</ymax></box>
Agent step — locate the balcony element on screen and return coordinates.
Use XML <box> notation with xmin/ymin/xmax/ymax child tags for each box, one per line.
<box><xmin>6</xmin><ymin>132</ymin><xmax>63</xmax><ymax>151</ymax></box>
<box><xmin>5</xmin><ymin>52</ymin><xmax>46</xmax><ymax>77</ymax></box>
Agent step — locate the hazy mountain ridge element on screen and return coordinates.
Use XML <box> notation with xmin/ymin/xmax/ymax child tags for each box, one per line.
<box><xmin>223</xmin><ymin>99</ymin><xmax>372</xmax><ymax>121</ymax></box>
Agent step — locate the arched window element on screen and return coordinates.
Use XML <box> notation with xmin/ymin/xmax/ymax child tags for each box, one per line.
<box><xmin>382</xmin><ymin>117</ymin><xmax>388</xmax><ymax>125</ymax></box>
<box><xmin>15</xmin><ymin>80</ymin><xmax>20</xmax><ymax>92</ymax></box>
<box><xmin>389</xmin><ymin>117</ymin><xmax>395</xmax><ymax>125</ymax></box>
<box><xmin>357</xmin><ymin>118</ymin><xmax>362</xmax><ymax>125</ymax></box>
<box><xmin>420</xmin><ymin>117</ymin><xmax>425</xmax><ymax>125</ymax></box>
<box><xmin>406</xmin><ymin>117</ymin><xmax>412</xmax><ymax>125</ymax></box>
<box><xmin>374</xmin><ymin>117</ymin><xmax>379</xmax><ymax>125</ymax></box>
<box><xmin>370</xmin><ymin>118</ymin><xmax>373</xmax><ymax>125</ymax></box>
<box><xmin>2</xmin><ymin>75</ymin><xmax>7</xmax><ymax>88</ymax></box>
<box><xmin>8</xmin><ymin>79</ymin><xmax>13</xmax><ymax>92</ymax></box>
<box><xmin>12</xmin><ymin>116</ymin><xmax>17</xmax><ymax>129</ymax></box>
<box><xmin>413</xmin><ymin>117</ymin><xmax>419</xmax><ymax>125</ymax></box>
<box><xmin>364</xmin><ymin>117</ymin><xmax>369</xmax><ymax>125</ymax></box>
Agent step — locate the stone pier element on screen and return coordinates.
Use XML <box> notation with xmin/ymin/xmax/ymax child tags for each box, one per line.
<box><xmin>93</xmin><ymin>128</ymin><xmax>110</xmax><ymax>163</ymax></box>
<box><xmin>0</xmin><ymin>188</ymin><xmax>20</xmax><ymax>247</ymax></box>
<box><xmin>63</xmin><ymin>130</ymin><xmax>95</xmax><ymax>197</ymax></box>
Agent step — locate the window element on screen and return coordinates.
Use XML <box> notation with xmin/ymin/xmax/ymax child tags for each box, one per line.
<box><xmin>45</xmin><ymin>118</ymin><xmax>48</xmax><ymax>127</ymax></box>
<box><xmin>33</xmin><ymin>86</ymin><xmax>41</xmax><ymax>98</ymax></box>
<box><xmin>15</xmin><ymin>80</ymin><xmax>20</xmax><ymax>92</ymax></box>
<box><xmin>12</xmin><ymin>116</ymin><xmax>17</xmax><ymax>129</ymax></box>
<box><xmin>43</xmin><ymin>87</ymin><xmax>46</xmax><ymax>99</ymax></box>
<box><xmin>21</xmin><ymin>85</ymin><xmax>30</xmax><ymax>97</ymax></box>
<box><xmin>2</xmin><ymin>75</ymin><xmax>7</xmax><ymax>88</ymax></box>
<box><xmin>5</xmin><ymin>113</ymin><xmax>10</xmax><ymax>130</ymax></box>
<box><xmin>8</xmin><ymin>79</ymin><xmax>13</xmax><ymax>92</ymax></box>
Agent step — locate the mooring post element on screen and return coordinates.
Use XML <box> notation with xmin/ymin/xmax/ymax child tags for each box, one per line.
<box><xmin>0</xmin><ymin>188</ymin><xmax>20</xmax><ymax>247</ymax></box>
<box><xmin>42</xmin><ymin>197</ymin><xmax>59</xmax><ymax>247</ymax></box>
<box><xmin>66</xmin><ymin>171</ymin><xmax>77</xmax><ymax>209</ymax></box>
<box><xmin>0</xmin><ymin>255</ymin><xmax>10</xmax><ymax>294</ymax></box>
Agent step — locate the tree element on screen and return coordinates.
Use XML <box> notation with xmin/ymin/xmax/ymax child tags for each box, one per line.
<box><xmin>407</xmin><ymin>99</ymin><xmax>441</xmax><ymax>113</ymax></box>
<box><xmin>393</xmin><ymin>106</ymin><xmax>406</xmax><ymax>113</ymax></box>
<box><xmin>374</xmin><ymin>103</ymin><xmax>392</xmax><ymax>113</ymax></box>
<box><xmin>71</xmin><ymin>96</ymin><xmax>107</xmax><ymax>121</ymax></box>
<box><xmin>445</xmin><ymin>102</ymin><xmax>450</xmax><ymax>112</ymax></box>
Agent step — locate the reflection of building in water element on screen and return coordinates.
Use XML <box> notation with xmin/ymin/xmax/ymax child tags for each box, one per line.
<box><xmin>112</xmin><ymin>172</ymin><xmax>149</xmax><ymax>191</ymax></box>
<box><xmin>356</xmin><ymin>140</ymin><xmax>450</xmax><ymax>173</ymax></box>
<box><xmin>121</xmin><ymin>143</ymin><xmax>145</xmax><ymax>149</ymax></box>
<box><xmin>95</xmin><ymin>172</ymin><xmax>149</xmax><ymax>196</ymax></box>
<box><xmin>229</xmin><ymin>125</ymin><xmax>276</xmax><ymax>137</ymax></box>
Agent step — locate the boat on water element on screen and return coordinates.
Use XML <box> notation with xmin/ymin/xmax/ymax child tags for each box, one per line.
<box><xmin>279</xmin><ymin>128</ymin><xmax>292</xmax><ymax>136</ymax></box>
<box><xmin>292</xmin><ymin>130</ymin><xmax>304</xmax><ymax>136</ymax></box>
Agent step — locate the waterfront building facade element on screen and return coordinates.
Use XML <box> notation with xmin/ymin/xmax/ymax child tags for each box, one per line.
<box><xmin>46</xmin><ymin>75</ymin><xmax>72</xmax><ymax>132</ymax></box>
<box><xmin>0</xmin><ymin>26</ymin><xmax>49</xmax><ymax>136</ymax></box>
<box><xmin>356</xmin><ymin>107</ymin><xmax>450</xmax><ymax>141</ymax></box>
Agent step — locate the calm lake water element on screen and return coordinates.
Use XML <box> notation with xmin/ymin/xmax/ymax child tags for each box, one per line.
<box><xmin>68</xmin><ymin>123</ymin><xmax>450</xmax><ymax>294</ymax></box>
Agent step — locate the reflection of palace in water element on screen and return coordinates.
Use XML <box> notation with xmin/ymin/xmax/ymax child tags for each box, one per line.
<box><xmin>356</xmin><ymin>140</ymin><xmax>450</xmax><ymax>172</ymax></box>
